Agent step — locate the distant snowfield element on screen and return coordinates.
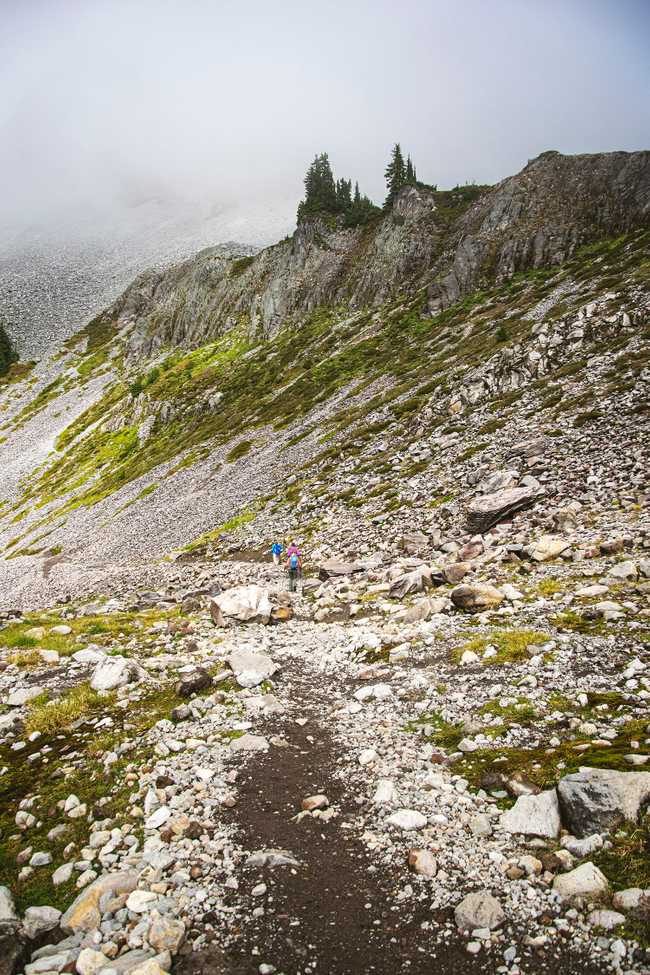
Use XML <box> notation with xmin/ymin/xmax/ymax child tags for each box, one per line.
<box><xmin>0</xmin><ymin>194</ymin><xmax>294</xmax><ymax>359</ymax></box>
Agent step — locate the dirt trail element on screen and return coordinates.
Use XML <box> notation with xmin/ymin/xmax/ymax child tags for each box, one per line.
<box><xmin>175</xmin><ymin>656</ymin><xmax>608</xmax><ymax>975</ymax></box>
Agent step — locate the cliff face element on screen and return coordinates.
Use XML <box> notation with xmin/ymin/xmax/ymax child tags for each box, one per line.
<box><xmin>426</xmin><ymin>150</ymin><xmax>650</xmax><ymax>310</ymax></box>
<box><xmin>95</xmin><ymin>149</ymin><xmax>650</xmax><ymax>361</ymax></box>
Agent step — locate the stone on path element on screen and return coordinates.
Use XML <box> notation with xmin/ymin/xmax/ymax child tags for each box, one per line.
<box><xmin>246</xmin><ymin>850</ymin><xmax>300</xmax><ymax>868</ymax></box>
<box><xmin>387</xmin><ymin>809</ymin><xmax>427</xmax><ymax>830</ymax></box>
<box><xmin>557</xmin><ymin>767</ymin><xmax>650</xmax><ymax>837</ymax></box>
<box><xmin>553</xmin><ymin>862</ymin><xmax>609</xmax><ymax>899</ymax></box>
<box><xmin>454</xmin><ymin>891</ymin><xmax>505</xmax><ymax>931</ymax></box>
<box><xmin>226</xmin><ymin>648</ymin><xmax>278</xmax><ymax>688</ymax></box>
<box><xmin>301</xmin><ymin>794</ymin><xmax>329</xmax><ymax>812</ymax></box>
<box><xmin>500</xmin><ymin>789</ymin><xmax>560</xmax><ymax>838</ymax></box>
<box><xmin>408</xmin><ymin>849</ymin><xmax>438</xmax><ymax>877</ymax></box>
<box><xmin>230</xmin><ymin>733</ymin><xmax>269</xmax><ymax>752</ymax></box>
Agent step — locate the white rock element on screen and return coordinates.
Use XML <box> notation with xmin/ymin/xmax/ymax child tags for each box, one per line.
<box><xmin>552</xmin><ymin>862</ymin><xmax>609</xmax><ymax>899</ymax></box>
<box><xmin>500</xmin><ymin>789</ymin><xmax>560</xmax><ymax>838</ymax></box>
<box><xmin>90</xmin><ymin>656</ymin><xmax>145</xmax><ymax>692</ymax></box>
<box><xmin>387</xmin><ymin>809</ymin><xmax>427</xmax><ymax>830</ymax></box>
<box><xmin>23</xmin><ymin>905</ymin><xmax>62</xmax><ymax>938</ymax></box>
<box><xmin>0</xmin><ymin>885</ymin><xmax>17</xmax><ymax>920</ymax></box>
<box><xmin>226</xmin><ymin>647</ymin><xmax>278</xmax><ymax>687</ymax></box>
<box><xmin>76</xmin><ymin>948</ymin><xmax>109</xmax><ymax>975</ymax></box>
<box><xmin>6</xmin><ymin>686</ymin><xmax>45</xmax><ymax>707</ymax></box>
<box><xmin>144</xmin><ymin>807</ymin><xmax>171</xmax><ymax>829</ymax></box>
<box><xmin>358</xmin><ymin>749</ymin><xmax>377</xmax><ymax>766</ymax></box>
<box><xmin>372</xmin><ymin>779</ymin><xmax>395</xmax><ymax>804</ymax></box>
<box><xmin>126</xmin><ymin>889</ymin><xmax>158</xmax><ymax>913</ymax></box>
<box><xmin>455</xmin><ymin>891</ymin><xmax>505</xmax><ymax>931</ymax></box>
<box><xmin>230</xmin><ymin>732</ymin><xmax>270</xmax><ymax>752</ymax></box>
<box><xmin>587</xmin><ymin>909</ymin><xmax>625</xmax><ymax>930</ymax></box>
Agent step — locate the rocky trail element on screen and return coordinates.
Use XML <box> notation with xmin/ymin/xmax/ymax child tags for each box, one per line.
<box><xmin>2</xmin><ymin>545</ymin><xmax>649</xmax><ymax>975</ymax></box>
<box><xmin>176</xmin><ymin>638</ymin><xmax>612</xmax><ymax>975</ymax></box>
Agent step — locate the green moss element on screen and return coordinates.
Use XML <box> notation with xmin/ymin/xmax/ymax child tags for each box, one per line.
<box><xmin>404</xmin><ymin>710</ymin><xmax>464</xmax><ymax>750</ymax></box>
<box><xmin>226</xmin><ymin>439</ymin><xmax>254</xmax><ymax>462</ymax></box>
<box><xmin>453</xmin><ymin>629</ymin><xmax>548</xmax><ymax>665</ymax></box>
<box><xmin>230</xmin><ymin>255</ymin><xmax>256</xmax><ymax>277</ymax></box>
<box><xmin>25</xmin><ymin>683</ymin><xmax>113</xmax><ymax>735</ymax></box>
<box><xmin>182</xmin><ymin>506</ymin><xmax>258</xmax><ymax>553</ymax></box>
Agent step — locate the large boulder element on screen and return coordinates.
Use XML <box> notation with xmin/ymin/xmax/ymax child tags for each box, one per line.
<box><xmin>318</xmin><ymin>560</ymin><xmax>364</xmax><ymax>580</ymax></box>
<box><xmin>454</xmin><ymin>891</ymin><xmax>505</xmax><ymax>931</ymax></box>
<box><xmin>451</xmin><ymin>583</ymin><xmax>504</xmax><ymax>612</ymax></box>
<box><xmin>226</xmin><ymin>648</ymin><xmax>278</xmax><ymax>687</ymax></box>
<box><xmin>466</xmin><ymin>486</ymin><xmax>537</xmax><ymax>533</ymax></box>
<box><xmin>60</xmin><ymin>871</ymin><xmax>138</xmax><ymax>933</ymax></box>
<box><xmin>174</xmin><ymin>668</ymin><xmax>212</xmax><ymax>698</ymax></box>
<box><xmin>500</xmin><ymin>789</ymin><xmax>560</xmax><ymax>838</ymax></box>
<box><xmin>90</xmin><ymin>656</ymin><xmax>145</xmax><ymax>692</ymax></box>
<box><xmin>210</xmin><ymin>585</ymin><xmax>273</xmax><ymax>624</ymax></box>
<box><xmin>558</xmin><ymin>767</ymin><xmax>650</xmax><ymax>837</ymax></box>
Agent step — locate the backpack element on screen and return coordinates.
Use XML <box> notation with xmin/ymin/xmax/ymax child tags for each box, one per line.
<box><xmin>289</xmin><ymin>553</ymin><xmax>299</xmax><ymax>569</ymax></box>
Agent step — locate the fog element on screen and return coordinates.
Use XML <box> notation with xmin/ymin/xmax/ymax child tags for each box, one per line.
<box><xmin>1</xmin><ymin>0</ymin><xmax>649</xmax><ymax>243</ymax></box>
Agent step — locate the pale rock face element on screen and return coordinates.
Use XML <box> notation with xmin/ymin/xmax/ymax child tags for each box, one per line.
<box><xmin>454</xmin><ymin>891</ymin><xmax>505</xmax><ymax>931</ymax></box>
<box><xmin>0</xmin><ymin>886</ymin><xmax>17</xmax><ymax>921</ymax></box>
<box><xmin>500</xmin><ymin>789</ymin><xmax>561</xmax><ymax>838</ymax></box>
<box><xmin>6</xmin><ymin>686</ymin><xmax>46</xmax><ymax>707</ymax></box>
<box><xmin>229</xmin><ymin>733</ymin><xmax>270</xmax><ymax>752</ymax></box>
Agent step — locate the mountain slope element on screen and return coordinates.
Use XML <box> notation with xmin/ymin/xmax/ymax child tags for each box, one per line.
<box><xmin>0</xmin><ymin>148</ymin><xmax>648</xmax><ymax>607</ymax></box>
<box><xmin>1</xmin><ymin>149</ymin><xmax>650</xmax><ymax>974</ymax></box>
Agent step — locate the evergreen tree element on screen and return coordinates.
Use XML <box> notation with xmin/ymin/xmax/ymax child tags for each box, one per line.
<box><xmin>405</xmin><ymin>155</ymin><xmax>417</xmax><ymax>184</ymax></box>
<box><xmin>384</xmin><ymin>143</ymin><xmax>407</xmax><ymax>208</ymax></box>
<box><xmin>297</xmin><ymin>154</ymin><xmax>380</xmax><ymax>226</ymax></box>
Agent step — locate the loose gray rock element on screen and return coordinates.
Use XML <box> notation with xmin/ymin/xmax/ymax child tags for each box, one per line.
<box><xmin>454</xmin><ymin>891</ymin><xmax>505</xmax><ymax>931</ymax></box>
<box><xmin>558</xmin><ymin>767</ymin><xmax>650</xmax><ymax>837</ymax></box>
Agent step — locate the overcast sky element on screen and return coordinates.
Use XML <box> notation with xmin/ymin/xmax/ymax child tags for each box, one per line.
<box><xmin>1</xmin><ymin>0</ymin><xmax>649</xmax><ymax>236</ymax></box>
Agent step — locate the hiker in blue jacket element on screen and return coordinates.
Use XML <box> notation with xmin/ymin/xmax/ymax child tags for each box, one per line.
<box><xmin>271</xmin><ymin>541</ymin><xmax>283</xmax><ymax>565</ymax></box>
<box><xmin>286</xmin><ymin>548</ymin><xmax>302</xmax><ymax>592</ymax></box>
